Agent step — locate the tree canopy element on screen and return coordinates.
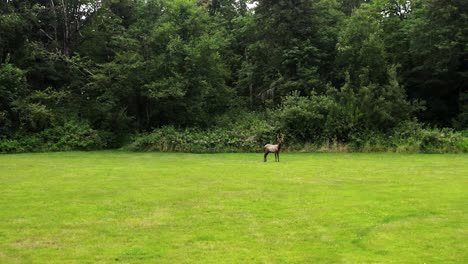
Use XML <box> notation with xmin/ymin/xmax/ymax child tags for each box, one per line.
<box><xmin>0</xmin><ymin>0</ymin><xmax>466</xmax><ymax>149</ymax></box>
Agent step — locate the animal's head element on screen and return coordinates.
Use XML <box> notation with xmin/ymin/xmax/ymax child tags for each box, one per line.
<box><xmin>277</xmin><ymin>133</ymin><xmax>285</xmax><ymax>144</ymax></box>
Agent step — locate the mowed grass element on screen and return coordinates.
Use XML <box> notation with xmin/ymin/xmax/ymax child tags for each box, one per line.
<box><xmin>0</xmin><ymin>152</ymin><xmax>467</xmax><ymax>263</ymax></box>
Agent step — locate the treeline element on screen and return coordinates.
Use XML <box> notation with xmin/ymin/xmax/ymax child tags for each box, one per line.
<box><xmin>0</xmin><ymin>0</ymin><xmax>467</xmax><ymax>153</ymax></box>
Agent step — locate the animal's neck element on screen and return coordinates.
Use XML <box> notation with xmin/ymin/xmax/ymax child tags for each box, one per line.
<box><xmin>277</xmin><ymin>142</ymin><xmax>282</xmax><ymax>150</ymax></box>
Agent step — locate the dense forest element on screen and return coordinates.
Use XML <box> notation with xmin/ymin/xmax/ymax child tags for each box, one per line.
<box><xmin>0</xmin><ymin>0</ymin><xmax>467</xmax><ymax>153</ymax></box>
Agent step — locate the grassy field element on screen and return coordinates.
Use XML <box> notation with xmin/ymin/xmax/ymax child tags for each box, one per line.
<box><xmin>0</xmin><ymin>152</ymin><xmax>467</xmax><ymax>263</ymax></box>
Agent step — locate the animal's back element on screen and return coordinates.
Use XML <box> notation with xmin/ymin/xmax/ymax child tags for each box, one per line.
<box><xmin>264</xmin><ymin>144</ymin><xmax>278</xmax><ymax>152</ymax></box>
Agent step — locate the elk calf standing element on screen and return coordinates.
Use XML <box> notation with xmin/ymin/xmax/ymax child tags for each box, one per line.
<box><xmin>263</xmin><ymin>136</ymin><xmax>283</xmax><ymax>162</ymax></box>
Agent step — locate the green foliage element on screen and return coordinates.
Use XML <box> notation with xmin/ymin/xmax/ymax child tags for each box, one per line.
<box><xmin>274</xmin><ymin>91</ymin><xmax>335</xmax><ymax>142</ymax></box>
<box><xmin>11</xmin><ymin>87</ymin><xmax>72</xmax><ymax>132</ymax></box>
<box><xmin>349</xmin><ymin>121</ymin><xmax>468</xmax><ymax>153</ymax></box>
<box><xmin>0</xmin><ymin>64</ymin><xmax>27</xmax><ymax>100</ymax></box>
<box><xmin>274</xmin><ymin>66</ymin><xmax>419</xmax><ymax>144</ymax></box>
<box><xmin>0</xmin><ymin>63</ymin><xmax>28</xmax><ymax>135</ymax></box>
<box><xmin>86</xmin><ymin>0</ymin><xmax>234</xmax><ymax>129</ymax></box>
<box><xmin>402</xmin><ymin>0</ymin><xmax>468</xmax><ymax>126</ymax></box>
<box><xmin>40</xmin><ymin>120</ymin><xmax>105</xmax><ymax>151</ymax></box>
<box><xmin>419</xmin><ymin>128</ymin><xmax>466</xmax><ymax>154</ymax></box>
<box><xmin>0</xmin><ymin>120</ymin><xmax>105</xmax><ymax>153</ymax></box>
<box><xmin>0</xmin><ymin>138</ymin><xmax>26</xmax><ymax>153</ymax></box>
<box><xmin>127</xmin><ymin>123</ymin><xmax>275</xmax><ymax>153</ymax></box>
<box><xmin>0</xmin><ymin>12</ymin><xmax>27</xmax><ymax>62</ymax></box>
<box><xmin>454</xmin><ymin>92</ymin><xmax>468</xmax><ymax>129</ymax></box>
<box><xmin>14</xmin><ymin>102</ymin><xmax>53</xmax><ymax>132</ymax></box>
<box><xmin>336</xmin><ymin>3</ymin><xmax>388</xmax><ymax>86</ymax></box>
<box><xmin>347</xmin><ymin>66</ymin><xmax>419</xmax><ymax>132</ymax></box>
<box><xmin>389</xmin><ymin>120</ymin><xmax>426</xmax><ymax>152</ymax></box>
<box><xmin>239</xmin><ymin>0</ymin><xmax>344</xmax><ymax>105</ymax></box>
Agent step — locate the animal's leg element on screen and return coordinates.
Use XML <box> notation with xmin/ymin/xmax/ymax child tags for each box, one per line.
<box><xmin>275</xmin><ymin>152</ymin><xmax>278</xmax><ymax>162</ymax></box>
<box><xmin>277</xmin><ymin>152</ymin><xmax>280</xmax><ymax>162</ymax></box>
<box><xmin>264</xmin><ymin>152</ymin><xmax>268</xmax><ymax>162</ymax></box>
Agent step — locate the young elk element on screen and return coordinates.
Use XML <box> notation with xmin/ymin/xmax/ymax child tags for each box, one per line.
<box><xmin>263</xmin><ymin>135</ymin><xmax>284</xmax><ymax>162</ymax></box>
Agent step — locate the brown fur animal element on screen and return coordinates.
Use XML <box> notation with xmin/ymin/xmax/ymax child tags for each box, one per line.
<box><xmin>264</xmin><ymin>136</ymin><xmax>284</xmax><ymax>162</ymax></box>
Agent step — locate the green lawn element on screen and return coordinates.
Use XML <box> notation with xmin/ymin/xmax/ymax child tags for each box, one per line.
<box><xmin>0</xmin><ymin>152</ymin><xmax>467</xmax><ymax>263</ymax></box>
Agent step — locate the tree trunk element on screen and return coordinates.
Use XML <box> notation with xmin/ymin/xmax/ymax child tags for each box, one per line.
<box><xmin>60</xmin><ymin>0</ymin><xmax>70</xmax><ymax>56</ymax></box>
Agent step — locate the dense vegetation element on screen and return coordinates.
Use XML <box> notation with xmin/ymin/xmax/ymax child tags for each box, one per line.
<box><xmin>1</xmin><ymin>0</ymin><xmax>467</xmax><ymax>152</ymax></box>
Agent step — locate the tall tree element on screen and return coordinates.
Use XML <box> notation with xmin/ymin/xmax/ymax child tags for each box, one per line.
<box><xmin>334</xmin><ymin>2</ymin><xmax>417</xmax><ymax>134</ymax></box>
<box><xmin>239</xmin><ymin>0</ymin><xmax>343</xmax><ymax>107</ymax></box>
<box><xmin>336</xmin><ymin>3</ymin><xmax>388</xmax><ymax>87</ymax></box>
<box><xmin>89</xmin><ymin>0</ymin><xmax>233</xmax><ymax>130</ymax></box>
<box><xmin>403</xmin><ymin>0</ymin><xmax>468</xmax><ymax>126</ymax></box>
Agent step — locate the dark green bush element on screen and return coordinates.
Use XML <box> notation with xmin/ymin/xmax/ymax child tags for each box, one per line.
<box><xmin>346</xmin><ymin>131</ymin><xmax>390</xmax><ymax>152</ymax></box>
<box><xmin>0</xmin><ymin>135</ymin><xmax>43</xmax><ymax>153</ymax></box>
<box><xmin>0</xmin><ymin>120</ymin><xmax>105</xmax><ymax>153</ymax></box>
<box><xmin>0</xmin><ymin>138</ymin><xmax>23</xmax><ymax>153</ymax></box>
<box><xmin>389</xmin><ymin>120</ymin><xmax>425</xmax><ymax>152</ymax></box>
<box><xmin>419</xmin><ymin>128</ymin><xmax>465</xmax><ymax>153</ymax></box>
<box><xmin>127</xmin><ymin>124</ymin><xmax>276</xmax><ymax>153</ymax></box>
<box><xmin>274</xmin><ymin>91</ymin><xmax>334</xmax><ymax>143</ymax></box>
<box><xmin>341</xmin><ymin>122</ymin><xmax>467</xmax><ymax>153</ymax></box>
<box><xmin>41</xmin><ymin>120</ymin><xmax>104</xmax><ymax>151</ymax></box>
<box><xmin>126</xmin><ymin>120</ymin><xmax>468</xmax><ymax>154</ymax></box>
